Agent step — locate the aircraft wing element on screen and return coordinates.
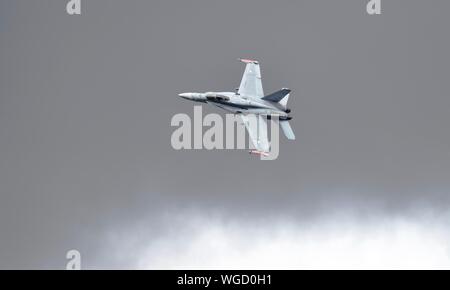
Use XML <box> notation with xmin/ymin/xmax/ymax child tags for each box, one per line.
<box><xmin>238</xmin><ymin>114</ymin><xmax>270</xmax><ymax>153</ymax></box>
<box><xmin>238</xmin><ymin>59</ymin><xmax>264</xmax><ymax>98</ymax></box>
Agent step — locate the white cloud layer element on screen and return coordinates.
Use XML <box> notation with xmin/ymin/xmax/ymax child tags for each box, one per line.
<box><xmin>104</xmin><ymin>209</ymin><xmax>450</xmax><ymax>270</ymax></box>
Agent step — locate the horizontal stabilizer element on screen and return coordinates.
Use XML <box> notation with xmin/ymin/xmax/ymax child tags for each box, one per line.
<box><xmin>280</xmin><ymin>120</ymin><xmax>295</xmax><ymax>140</ymax></box>
<box><xmin>261</xmin><ymin>88</ymin><xmax>291</xmax><ymax>104</ymax></box>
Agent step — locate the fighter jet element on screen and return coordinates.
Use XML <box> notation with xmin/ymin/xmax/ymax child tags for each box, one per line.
<box><xmin>179</xmin><ymin>59</ymin><xmax>295</xmax><ymax>156</ymax></box>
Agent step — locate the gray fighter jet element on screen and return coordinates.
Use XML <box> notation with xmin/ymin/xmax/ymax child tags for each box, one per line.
<box><xmin>179</xmin><ymin>59</ymin><xmax>295</xmax><ymax>156</ymax></box>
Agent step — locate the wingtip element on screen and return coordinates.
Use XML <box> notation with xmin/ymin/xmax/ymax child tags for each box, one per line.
<box><xmin>249</xmin><ymin>150</ymin><xmax>270</xmax><ymax>157</ymax></box>
<box><xmin>239</xmin><ymin>58</ymin><xmax>259</xmax><ymax>64</ymax></box>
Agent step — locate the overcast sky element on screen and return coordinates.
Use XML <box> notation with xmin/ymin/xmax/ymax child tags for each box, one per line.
<box><xmin>1</xmin><ymin>0</ymin><xmax>450</xmax><ymax>269</ymax></box>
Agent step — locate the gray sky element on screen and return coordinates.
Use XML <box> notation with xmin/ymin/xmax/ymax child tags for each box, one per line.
<box><xmin>1</xmin><ymin>0</ymin><xmax>450</xmax><ymax>269</ymax></box>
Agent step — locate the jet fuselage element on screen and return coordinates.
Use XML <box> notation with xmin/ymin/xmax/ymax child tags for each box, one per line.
<box><xmin>179</xmin><ymin>92</ymin><xmax>291</xmax><ymax>120</ymax></box>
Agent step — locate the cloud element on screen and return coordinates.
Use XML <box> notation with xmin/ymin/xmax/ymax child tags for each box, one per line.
<box><xmin>98</xmin><ymin>207</ymin><xmax>450</xmax><ymax>270</ymax></box>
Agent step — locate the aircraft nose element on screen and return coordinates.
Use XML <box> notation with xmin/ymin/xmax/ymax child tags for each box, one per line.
<box><xmin>178</xmin><ymin>93</ymin><xmax>191</xmax><ymax>99</ymax></box>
